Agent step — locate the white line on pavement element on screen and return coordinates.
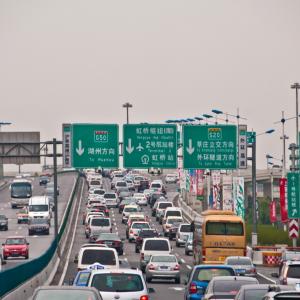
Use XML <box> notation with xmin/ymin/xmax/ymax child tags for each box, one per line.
<box><xmin>186</xmin><ymin>265</ymin><xmax>192</xmax><ymax>270</ymax></box>
<box><xmin>181</xmin><ymin>258</ymin><xmax>186</xmax><ymax>263</ymax></box>
<box><xmin>257</xmin><ymin>272</ymin><xmax>276</xmax><ymax>284</ymax></box>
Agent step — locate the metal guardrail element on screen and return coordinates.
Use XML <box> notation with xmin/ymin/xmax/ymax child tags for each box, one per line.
<box><xmin>0</xmin><ymin>171</ymin><xmax>79</xmax><ymax>298</ymax></box>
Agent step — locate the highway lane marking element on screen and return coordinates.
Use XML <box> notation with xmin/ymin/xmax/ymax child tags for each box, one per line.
<box><xmin>257</xmin><ymin>272</ymin><xmax>276</xmax><ymax>284</ymax></box>
<box><xmin>181</xmin><ymin>258</ymin><xmax>186</xmax><ymax>263</ymax></box>
<box><xmin>186</xmin><ymin>265</ymin><xmax>192</xmax><ymax>270</ymax></box>
<box><xmin>168</xmin><ymin>287</ymin><xmax>185</xmax><ymax>291</ymax></box>
<box><xmin>59</xmin><ymin>180</ymin><xmax>85</xmax><ymax>286</ymax></box>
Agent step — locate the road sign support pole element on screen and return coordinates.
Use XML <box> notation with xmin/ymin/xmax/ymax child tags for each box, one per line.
<box><xmin>53</xmin><ymin>138</ymin><xmax>59</xmax><ymax>256</ymax></box>
<box><xmin>251</xmin><ymin>134</ymin><xmax>258</xmax><ymax>247</ymax></box>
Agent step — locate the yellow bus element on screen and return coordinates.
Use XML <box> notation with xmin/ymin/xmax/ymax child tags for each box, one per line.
<box><xmin>192</xmin><ymin>210</ymin><xmax>246</xmax><ymax>264</ymax></box>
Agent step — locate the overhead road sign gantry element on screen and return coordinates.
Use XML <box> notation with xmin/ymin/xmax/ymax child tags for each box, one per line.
<box><xmin>123</xmin><ymin>124</ymin><xmax>177</xmax><ymax>169</ymax></box>
<box><xmin>72</xmin><ymin>124</ymin><xmax>119</xmax><ymax>168</ymax></box>
<box><xmin>183</xmin><ymin>124</ymin><xmax>237</xmax><ymax>169</ymax></box>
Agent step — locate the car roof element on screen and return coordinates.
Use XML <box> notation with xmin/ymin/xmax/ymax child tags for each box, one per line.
<box><xmin>143</xmin><ymin>237</ymin><xmax>169</xmax><ymax>242</ymax></box>
<box><xmin>90</xmin><ymin>268</ymin><xmax>143</xmax><ymax>275</ymax></box>
<box><xmin>124</xmin><ymin>204</ymin><xmax>138</xmax><ymax>208</ymax></box>
<box><xmin>226</xmin><ymin>256</ymin><xmax>251</xmax><ymax>260</ymax></box>
<box><xmin>210</xmin><ymin>276</ymin><xmax>258</xmax><ymax>282</ymax></box>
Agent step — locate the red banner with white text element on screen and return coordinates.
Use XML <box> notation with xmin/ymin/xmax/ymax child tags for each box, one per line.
<box><xmin>279</xmin><ymin>178</ymin><xmax>288</xmax><ymax>223</ymax></box>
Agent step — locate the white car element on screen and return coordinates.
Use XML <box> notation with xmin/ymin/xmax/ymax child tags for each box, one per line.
<box><xmin>165</xmin><ymin>174</ymin><xmax>177</xmax><ymax>184</ymax></box>
<box><xmin>87</xmin><ymin>268</ymin><xmax>154</xmax><ymax>300</ymax></box>
<box><xmin>103</xmin><ymin>192</ymin><xmax>118</xmax><ymax>208</ymax></box>
<box><xmin>133</xmin><ymin>193</ymin><xmax>147</xmax><ymax>206</ymax></box>
<box><xmin>128</xmin><ymin>221</ymin><xmax>151</xmax><ymax>242</ymax></box>
<box><xmin>122</xmin><ymin>205</ymin><xmax>141</xmax><ymax>224</ymax></box>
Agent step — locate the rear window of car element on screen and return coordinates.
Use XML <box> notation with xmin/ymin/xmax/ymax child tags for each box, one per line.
<box><xmin>192</xmin><ymin>268</ymin><xmax>235</xmax><ymax>281</ymax></box>
<box><xmin>116</xmin><ymin>182</ymin><xmax>127</xmax><ymax>187</ymax></box>
<box><xmin>151</xmin><ymin>255</ymin><xmax>176</xmax><ymax>263</ymax></box>
<box><xmin>124</xmin><ymin>207</ymin><xmax>138</xmax><ymax>213</ymax></box>
<box><xmin>244</xmin><ymin>289</ymin><xmax>268</xmax><ymax>300</ymax></box>
<box><xmin>213</xmin><ymin>280</ymin><xmax>255</xmax><ymax>293</ymax></box>
<box><xmin>151</xmin><ymin>183</ymin><xmax>161</xmax><ymax>188</ymax></box>
<box><xmin>91</xmin><ymin>273</ymin><xmax>143</xmax><ymax>292</ymax></box>
<box><xmin>90</xmin><ymin>180</ymin><xmax>101</xmax><ymax>185</ymax></box>
<box><xmin>140</xmin><ymin>231</ymin><xmax>157</xmax><ymax>237</ymax></box>
<box><xmin>166</xmin><ymin>211</ymin><xmax>181</xmax><ymax>218</ymax></box>
<box><xmin>287</xmin><ymin>265</ymin><xmax>300</xmax><ymax>278</ymax></box>
<box><xmin>180</xmin><ymin>224</ymin><xmax>191</xmax><ymax>232</ymax></box>
<box><xmin>132</xmin><ymin>223</ymin><xmax>150</xmax><ymax>229</ymax></box>
<box><xmin>91</xmin><ymin>218</ymin><xmax>110</xmax><ymax>226</ymax></box>
<box><xmin>81</xmin><ymin>249</ymin><xmax>116</xmax><ymax>266</ymax></box>
<box><xmin>158</xmin><ymin>203</ymin><xmax>172</xmax><ymax>209</ymax></box>
<box><xmin>104</xmin><ymin>193</ymin><xmax>116</xmax><ymax>199</ymax></box>
<box><xmin>94</xmin><ymin>190</ymin><xmax>105</xmax><ymax>195</ymax></box>
<box><xmin>144</xmin><ymin>240</ymin><xmax>170</xmax><ymax>251</ymax></box>
<box><xmin>34</xmin><ymin>290</ymin><xmax>98</xmax><ymax>299</ymax></box>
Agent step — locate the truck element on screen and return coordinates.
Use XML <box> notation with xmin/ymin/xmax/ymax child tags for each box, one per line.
<box><xmin>28</xmin><ymin>196</ymin><xmax>51</xmax><ymax>225</ymax></box>
<box><xmin>10</xmin><ymin>179</ymin><xmax>32</xmax><ymax>208</ymax></box>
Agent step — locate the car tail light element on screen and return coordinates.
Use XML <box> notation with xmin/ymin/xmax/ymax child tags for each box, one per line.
<box><xmin>148</xmin><ymin>264</ymin><xmax>155</xmax><ymax>270</ymax></box>
<box><xmin>250</xmin><ymin>267</ymin><xmax>256</xmax><ymax>274</ymax></box>
<box><xmin>96</xmin><ymin>240</ymin><xmax>104</xmax><ymax>244</ymax></box>
<box><xmin>140</xmin><ymin>295</ymin><xmax>149</xmax><ymax>300</ymax></box>
<box><xmin>114</xmin><ymin>241</ymin><xmax>121</xmax><ymax>245</ymax></box>
<box><xmin>173</xmin><ymin>264</ymin><xmax>180</xmax><ymax>271</ymax></box>
<box><xmin>105</xmin><ymin>209</ymin><xmax>109</xmax><ymax>213</ymax></box>
<box><xmin>202</xmin><ymin>248</ymin><xmax>206</xmax><ymax>261</ymax></box>
<box><xmin>189</xmin><ymin>282</ymin><xmax>197</xmax><ymax>294</ymax></box>
<box><xmin>129</xmin><ymin>230</ymin><xmax>133</xmax><ymax>234</ymax></box>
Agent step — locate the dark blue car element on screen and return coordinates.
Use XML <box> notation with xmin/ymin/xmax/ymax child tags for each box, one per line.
<box><xmin>73</xmin><ymin>270</ymin><xmax>91</xmax><ymax>286</ymax></box>
<box><xmin>184</xmin><ymin>265</ymin><xmax>235</xmax><ymax>300</ymax></box>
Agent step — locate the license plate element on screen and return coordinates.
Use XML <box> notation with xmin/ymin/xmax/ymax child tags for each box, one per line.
<box><xmin>160</xmin><ymin>266</ymin><xmax>169</xmax><ymax>270</ymax></box>
<box><xmin>236</xmin><ymin>269</ymin><xmax>245</xmax><ymax>274</ymax></box>
<box><xmin>11</xmin><ymin>253</ymin><xmax>20</xmax><ymax>256</ymax></box>
<box><xmin>105</xmin><ymin>242</ymin><xmax>112</xmax><ymax>245</ymax></box>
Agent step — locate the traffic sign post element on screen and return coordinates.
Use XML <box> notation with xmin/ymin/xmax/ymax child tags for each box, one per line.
<box><xmin>183</xmin><ymin>125</ymin><xmax>237</xmax><ymax>169</ymax></box>
<box><xmin>72</xmin><ymin>124</ymin><xmax>119</xmax><ymax>168</ymax></box>
<box><xmin>287</xmin><ymin>172</ymin><xmax>300</xmax><ymax>218</ymax></box>
<box><xmin>123</xmin><ymin>124</ymin><xmax>177</xmax><ymax>168</ymax></box>
<box><xmin>289</xmin><ymin>219</ymin><xmax>299</xmax><ymax>239</ymax></box>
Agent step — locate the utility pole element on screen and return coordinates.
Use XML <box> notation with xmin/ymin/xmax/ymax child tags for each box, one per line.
<box><xmin>251</xmin><ymin>133</ymin><xmax>257</xmax><ymax>246</ymax></box>
<box><xmin>53</xmin><ymin>138</ymin><xmax>59</xmax><ymax>254</ymax></box>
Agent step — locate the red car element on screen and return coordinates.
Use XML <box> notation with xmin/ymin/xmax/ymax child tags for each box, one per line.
<box><xmin>2</xmin><ymin>236</ymin><xmax>29</xmax><ymax>260</ymax></box>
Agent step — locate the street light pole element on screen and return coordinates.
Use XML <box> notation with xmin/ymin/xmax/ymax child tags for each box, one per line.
<box><xmin>123</xmin><ymin>102</ymin><xmax>133</xmax><ymax>124</ymax></box>
<box><xmin>251</xmin><ymin>132</ymin><xmax>257</xmax><ymax>246</ymax></box>
<box><xmin>291</xmin><ymin>83</ymin><xmax>300</xmax><ymax>149</ymax></box>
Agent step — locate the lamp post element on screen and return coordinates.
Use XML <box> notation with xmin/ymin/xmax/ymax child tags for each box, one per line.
<box><xmin>0</xmin><ymin>122</ymin><xmax>12</xmax><ymax>178</ymax></box>
<box><xmin>291</xmin><ymin>83</ymin><xmax>300</xmax><ymax>148</ymax></box>
<box><xmin>122</xmin><ymin>102</ymin><xmax>133</xmax><ymax>124</ymax></box>
<box><xmin>249</xmin><ymin>129</ymin><xmax>275</xmax><ymax>246</ymax></box>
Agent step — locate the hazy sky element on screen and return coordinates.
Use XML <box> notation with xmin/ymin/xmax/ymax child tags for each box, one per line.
<box><xmin>1</xmin><ymin>0</ymin><xmax>300</xmax><ymax>171</ymax></box>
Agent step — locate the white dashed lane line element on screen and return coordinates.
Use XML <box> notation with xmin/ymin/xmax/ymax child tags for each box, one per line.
<box><xmin>186</xmin><ymin>265</ymin><xmax>192</xmax><ymax>270</ymax></box>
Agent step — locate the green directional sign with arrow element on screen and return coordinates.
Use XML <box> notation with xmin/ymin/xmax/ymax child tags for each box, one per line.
<box><xmin>123</xmin><ymin>124</ymin><xmax>177</xmax><ymax>169</ymax></box>
<box><xmin>72</xmin><ymin>123</ymin><xmax>119</xmax><ymax>168</ymax></box>
<box><xmin>287</xmin><ymin>172</ymin><xmax>300</xmax><ymax>218</ymax></box>
<box><xmin>183</xmin><ymin>125</ymin><xmax>237</xmax><ymax>169</ymax></box>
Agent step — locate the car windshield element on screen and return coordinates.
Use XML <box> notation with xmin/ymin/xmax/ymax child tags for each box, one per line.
<box><xmin>206</xmin><ymin>222</ymin><xmax>244</xmax><ymax>236</ymax></box>
<box><xmin>132</xmin><ymin>223</ymin><xmax>150</xmax><ymax>229</ymax></box>
<box><xmin>124</xmin><ymin>207</ymin><xmax>138</xmax><ymax>212</ymax></box>
<box><xmin>166</xmin><ymin>211</ymin><xmax>181</xmax><ymax>217</ymax></box>
<box><xmin>144</xmin><ymin>240</ymin><xmax>169</xmax><ymax>251</ymax></box>
<box><xmin>91</xmin><ymin>273</ymin><xmax>143</xmax><ymax>292</ymax></box>
<box><xmin>34</xmin><ymin>289</ymin><xmax>98</xmax><ymax>300</ymax></box>
<box><xmin>151</xmin><ymin>183</ymin><xmax>161</xmax><ymax>188</ymax></box>
<box><xmin>213</xmin><ymin>280</ymin><xmax>255</xmax><ymax>293</ymax></box>
<box><xmin>151</xmin><ymin>255</ymin><xmax>177</xmax><ymax>263</ymax></box>
<box><xmin>181</xmin><ymin>224</ymin><xmax>192</xmax><ymax>232</ymax></box>
<box><xmin>94</xmin><ymin>190</ymin><xmax>105</xmax><ymax>195</ymax></box>
<box><xmin>81</xmin><ymin>249</ymin><xmax>116</xmax><ymax>265</ymax></box>
<box><xmin>29</xmin><ymin>205</ymin><xmax>48</xmax><ymax>212</ymax></box>
<box><xmin>192</xmin><ymin>268</ymin><xmax>235</xmax><ymax>282</ymax></box>
<box><xmin>227</xmin><ymin>258</ymin><xmax>251</xmax><ymax>265</ymax></box>
<box><xmin>167</xmin><ymin>218</ymin><xmax>182</xmax><ymax>224</ymax></box>
<box><xmin>116</xmin><ymin>182</ymin><xmax>127</xmax><ymax>187</ymax></box>
<box><xmin>287</xmin><ymin>265</ymin><xmax>300</xmax><ymax>278</ymax></box>
<box><xmin>91</xmin><ymin>218</ymin><xmax>110</xmax><ymax>226</ymax></box>
<box><xmin>244</xmin><ymin>289</ymin><xmax>269</xmax><ymax>300</ymax></box>
<box><xmin>11</xmin><ymin>183</ymin><xmax>32</xmax><ymax>198</ymax></box>
<box><xmin>104</xmin><ymin>194</ymin><xmax>116</xmax><ymax>199</ymax></box>
<box><xmin>6</xmin><ymin>238</ymin><xmax>26</xmax><ymax>245</ymax></box>
<box><xmin>158</xmin><ymin>203</ymin><xmax>172</xmax><ymax>209</ymax></box>
<box><xmin>118</xmin><ymin>188</ymin><xmax>129</xmax><ymax>192</ymax></box>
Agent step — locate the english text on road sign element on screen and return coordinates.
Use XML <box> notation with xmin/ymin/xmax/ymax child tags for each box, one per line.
<box><xmin>123</xmin><ymin>124</ymin><xmax>177</xmax><ymax>168</ymax></box>
<box><xmin>183</xmin><ymin>125</ymin><xmax>237</xmax><ymax>169</ymax></box>
<box><xmin>72</xmin><ymin>124</ymin><xmax>119</xmax><ymax>168</ymax></box>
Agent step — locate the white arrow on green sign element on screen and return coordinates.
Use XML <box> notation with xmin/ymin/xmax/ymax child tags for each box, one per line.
<box><xmin>72</xmin><ymin>124</ymin><xmax>119</xmax><ymax>168</ymax></box>
<box><xmin>123</xmin><ymin>124</ymin><xmax>178</xmax><ymax>169</ymax></box>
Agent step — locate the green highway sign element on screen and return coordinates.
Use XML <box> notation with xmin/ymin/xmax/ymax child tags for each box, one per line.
<box><xmin>123</xmin><ymin>124</ymin><xmax>177</xmax><ymax>168</ymax></box>
<box><xmin>72</xmin><ymin>124</ymin><xmax>119</xmax><ymax>168</ymax></box>
<box><xmin>183</xmin><ymin>125</ymin><xmax>237</xmax><ymax>169</ymax></box>
<box><xmin>287</xmin><ymin>172</ymin><xmax>300</xmax><ymax>218</ymax></box>
<box><xmin>247</xmin><ymin>131</ymin><xmax>256</xmax><ymax>144</ymax></box>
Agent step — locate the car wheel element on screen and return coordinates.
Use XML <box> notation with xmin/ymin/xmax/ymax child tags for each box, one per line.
<box><xmin>28</xmin><ymin>231</ymin><xmax>32</xmax><ymax>236</ymax></box>
<box><xmin>146</xmin><ymin>276</ymin><xmax>152</xmax><ymax>283</ymax></box>
<box><xmin>175</xmin><ymin>276</ymin><xmax>180</xmax><ymax>284</ymax></box>
<box><xmin>25</xmin><ymin>254</ymin><xmax>29</xmax><ymax>259</ymax></box>
<box><xmin>159</xmin><ymin>220</ymin><xmax>162</xmax><ymax>225</ymax></box>
<box><xmin>46</xmin><ymin>230</ymin><xmax>50</xmax><ymax>235</ymax></box>
<box><xmin>17</xmin><ymin>220</ymin><xmax>20</xmax><ymax>224</ymax></box>
<box><xmin>5</xmin><ymin>226</ymin><xmax>8</xmax><ymax>231</ymax></box>
<box><xmin>135</xmin><ymin>247</ymin><xmax>139</xmax><ymax>253</ymax></box>
<box><xmin>176</xmin><ymin>241</ymin><xmax>179</xmax><ymax>247</ymax></box>
<box><xmin>3</xmin><ymin>256</ymin><xmax>7</xmax><ymax>260</ymax></box>
<box><xmin>164</xmin><ymin>232</ymin><xmax>167</xmax><ymax>237</ymax></box>
<box><xmin>118</xmin><ymin>250</ymin><xmax>123</xmax><ymax>256</ymax></box>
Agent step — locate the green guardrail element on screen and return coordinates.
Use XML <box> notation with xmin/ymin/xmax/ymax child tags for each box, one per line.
<box><xmin>0</xmin><ymin>172</ymin><xmax>80</xmax><ymax>298</ymax></box>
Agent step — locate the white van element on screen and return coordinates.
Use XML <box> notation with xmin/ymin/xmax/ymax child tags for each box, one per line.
<box><xmin>28</xmin><ymin>196</ymin><xmax>51</xmax><ymax>224</ymax></box>
<box><xmin>139</xmin><ymin>238</ymin><xmax>171</xmax><ymax>272</ymax></box>
<box><xmin>162</xmin><ymin>207</ymin><xmax>182</xmax><ymax>224</ymax></box>
<box><xmin>76</xmin><ymin>246</ymin><xmax>119</xmax><ymax>270</ymax></box>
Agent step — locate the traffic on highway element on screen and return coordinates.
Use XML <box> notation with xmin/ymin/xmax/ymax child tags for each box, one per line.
<box><xmin>2</xmin><ymin>168</ymin><xmax>297</xmax><ymax>299</ymax></box>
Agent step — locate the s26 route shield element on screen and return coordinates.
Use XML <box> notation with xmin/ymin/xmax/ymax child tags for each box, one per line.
<box><xmin>72</xmin><ymin>124</ymin><xmax>119</xmax><ymax>168</ymax></box>
<box><xmin>123</xmin><ymin>124</ymin><xmax>177</xmax><ymax>169</ymax></box>
<box><xmin>183</xmin><ymin>125</ymin><xmax>237</xmax><ymax>169</ymax></box>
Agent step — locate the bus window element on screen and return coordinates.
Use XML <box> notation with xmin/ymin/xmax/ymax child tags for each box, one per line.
<box><xmin>206</xmin><ymin>222</ymin><xmax>243</xmax><ymax>236</ymax></box>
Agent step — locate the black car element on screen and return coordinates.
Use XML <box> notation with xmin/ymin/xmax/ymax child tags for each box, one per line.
<box><xmin>95</xmin><ymin>233</ymin><xmax>124</xmax><ymax>255</ymax></box>
<box><xmin>0</xmin><ymin>215</ymin><xmax>8</xmax><ymax>231</ymax></box>
<box><xmin>149</xmin><ymin>192</ymin><xmax>165</xmax><ymax>208</ymax></box>
<box><xmin>168</xmin><ymin>222</ymin><xmax>181</xmax><ymax>240</ymax></box>
<box><xmin>28</xmin><ymin>218</ymin><xmax>50</xmax><ymax>235</ymax></box>
<box><xmin>39</xmin><ymin>175</ymin><xmax>49</xmax><ymax>186</ymax></box>
<box><xmin>138</xmin><ymin>180</ymin><xmax>150</xmax><ymax>192</ymax></box>
<box><xmin>135</xmin><ymin>229</ymin><xmax>159</xmax><ymax>253</ymax></box>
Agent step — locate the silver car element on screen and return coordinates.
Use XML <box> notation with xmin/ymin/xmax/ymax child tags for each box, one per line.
<box><xmin>224</xmin><ymin>256</ymin><xmax>257</xmax><ymax>276</ymax></box>
<box><xmin>184</xmin><ymin>233</ymin><xmax>193</xmax><ymax>255</ymax></box>
<box><xmin>175</xmin><ymin>223</ymin><xmax>192</xmax><ymax>247</ymax></box>
<box><xmin>145</xmin><ymin>254</ymin><xmax>181</xmax><ymax>284</ymax></box>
